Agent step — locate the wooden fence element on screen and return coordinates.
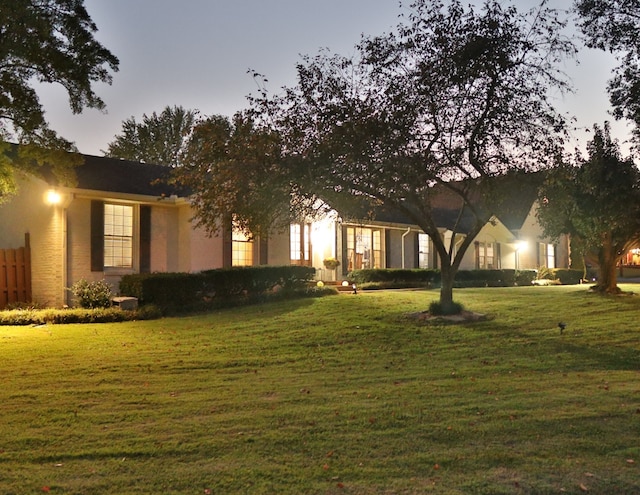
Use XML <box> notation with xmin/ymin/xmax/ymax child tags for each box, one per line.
<box><xmin>0</xmin><ymin>234</ymin><xmax>32</xmax><ymax>309</ymax></box>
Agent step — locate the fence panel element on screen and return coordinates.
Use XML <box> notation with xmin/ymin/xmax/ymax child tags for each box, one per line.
<box><xmin>0</xmin><ymin>235</ymin><xmax>32</xmax><ymax>309</ymax></box>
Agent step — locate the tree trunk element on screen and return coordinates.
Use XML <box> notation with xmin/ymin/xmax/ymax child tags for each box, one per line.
<box><xmin>595</xmin><ymin>236</ymin><xmax>621</xmax><ymax>294</ymax></box>
<box><xmin>438</xmin><ymin>264</ymin><xmax>457</xmax><ymax>313</ymax></box>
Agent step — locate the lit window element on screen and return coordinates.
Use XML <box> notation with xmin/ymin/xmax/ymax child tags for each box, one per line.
<box><xmin>290</xmin><ymin>223</ymin><xmax>311</xmax><ymax>265</ymax></box>
<box><xmin>546</xmin><ymin>243</ymin><xmax>555</xmax><ymax>269</ymax></box>
<box><xmin>538</xmin><ymin>243</ymin><xmax>555</xmax><ymax>269</ymax></box>
<box><xmin>418</xmin><ymin>233</ymin><xmax>430</xmax><ymax>268</ymax></box>
<box><xmin>104</xmin><ymin>204</ymin><xmax>133</xmax><ymax>268</ymax></box>
<box><xmin>477</xmin><ymin>242</ymin><xmax>495</xmax><ymax>269</ymax></box>
<box><xmin>346</xmin><ymin>227</ymin><xmax>382</xmax><ymax>270</ymax></box>
<box><xmin>232</xmin><ymin>228</ymin><xmax>253</xmax><ymax>266</ymax></box>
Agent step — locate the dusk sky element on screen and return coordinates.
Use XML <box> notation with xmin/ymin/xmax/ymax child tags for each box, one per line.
<box><xmin>38</xmin><ymin>0</ymin><xmax>635</xmax><ymax>157</ymax></box>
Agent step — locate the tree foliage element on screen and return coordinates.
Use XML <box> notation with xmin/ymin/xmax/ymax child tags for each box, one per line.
<box><xmin>251</xmin><ymin>0</ymin><xmax>575</xmax><ymax>310</ymax></box>
<box><xmin>173</xmin><ymin>113</ymin><xmax>295</xmax><ymax>239</ymax></box>
<box><xmin>537</xmin><ymin>123</ymin><xmax>640</xmax><ymax>293</ymax></box>
<box><xmin>0</xmin><ymin>0</ymin><xmax>118</xmax><ymax>199</ymax></box>
<box><xmin>104</xmin><ymin>105</ymin><xmax>197</xmax><ymax>167</ymax></box>
<box><xmin>0</xmin><ymin>0</ymin><xmax>118</xmax><ymax>143</ymax></box>
<box><xmin>575</xmin><ymin>0</ymin><xmax>640</xmax><ymax>142</ymax></box>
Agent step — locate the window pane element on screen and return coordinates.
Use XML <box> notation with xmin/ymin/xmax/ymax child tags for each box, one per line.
<box><xmin>232</xmin><ymin>228</ymin><xmax>253</xmax><ymax>266</ymax></box>
<box><xmin>104</xmin><ymin>204</ymin><xmax>133</xmax><ymax>268</ymax></box>
<box><xmin>547</xmin><ymin>243</ymin><xmax>555</xmax><ymax>269</ymax></box>
<box><xmin>290</xmin><ymin>224</ymin><xmax>301</xmax><ymax>261</ymax></box>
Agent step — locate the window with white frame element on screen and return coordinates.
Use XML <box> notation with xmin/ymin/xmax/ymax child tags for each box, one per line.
<box><xmin>346</xmin><ymin>227</ymin><xmax>382</xmax><ymax>270</ymax></box>
<box><xmin>232</xmin><ymin>228</ymin><xmax>254</xmax><ymax>266</ymax></box>
<box><xmin>477</xmin><ymin>241</ymin><xmax>495</xmax><ymax>269</ymax></box>
<box><xmin>418</xmin><ymin>233</ymin><xmax>430</xmax><ymax>268</ymax></box>
<box><xmin>104</xmin><ymin>203</ymin><xmax>133</xmax><ymax>268</ymax></box>
<box><xmin>539</xmin><ymin>242</ymin><xmax>555</xmax><ymax>268</ymax></box>
<box><xmin>290</xmin><ymin>223</ymin><xmax>311</xmax><ymax>265</ymax></box>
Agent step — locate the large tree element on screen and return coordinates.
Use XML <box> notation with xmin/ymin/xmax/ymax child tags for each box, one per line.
<box><xmin>105</xmin><ymin>105</ymin><xmax>197</xmax><ymax>167</ymax></box>
<box><xmin>0</xmin><ymin>0</ymin><xmax>119</xmax><ymax>198</ymax></box>
<box><xmin>173</xmin><ymin>112</ymin><xmax>296</xmax><ymax>239</ymax></box>
<box><xmin>538</xmin><ymin>123</ymin><xmax>640</xmax><ymax>293</ymax></box>
<box><xmin>249</xmin><ymin>0</ymin><xmax>575</xmax><ymax>311</ymax></box>
<box><xmin>575</xmin><ymin>0</ymin><xmax>640</xmax><ymax>142</ymax></box>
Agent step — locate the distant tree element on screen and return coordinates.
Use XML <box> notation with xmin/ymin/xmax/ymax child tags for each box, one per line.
<box><xmin>173</xmin><ymin>112</ymin><xmax>295</xmax><ymax>239</ymax></box>
<box><xmin>575</xmin><ymin>0</ymin><xmax>640</xmax><ymax>142</ymax></box>
<box><xmin>0</xmin><ymin>0</ymin><xmax>119</xmax><ymax>198</ymax></box>
<box><xmin>104</xmin><ymin>106</ymin><xmax>197</xmax><ymax>167</ymax></box>
<box><xmin>250</xmin><ymin>0</ymin><xmax>575</xmax><ymax>312</ymax></box>
<box><xmin>538</xmin><ymin>123</ymin><xmax>640</xmax><ymax>294</ymax></box>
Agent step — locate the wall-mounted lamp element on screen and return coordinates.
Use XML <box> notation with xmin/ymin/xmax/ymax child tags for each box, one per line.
<box><xmin>45</xmin><ymin>189</ymin><xmax>62</xmax><ymax>205</ymax></box>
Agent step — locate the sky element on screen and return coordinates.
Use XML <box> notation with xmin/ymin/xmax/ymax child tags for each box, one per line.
<box><xmin>38</xmin><ymin>0</ymin><xmax>635</xmax><ymax>157</ymax></box>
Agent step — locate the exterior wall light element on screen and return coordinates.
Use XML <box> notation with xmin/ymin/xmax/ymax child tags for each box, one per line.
<box><xmin>46</xmin><ymin>189</ymin><xmax>62</xmax><ymax>205</ymax></box>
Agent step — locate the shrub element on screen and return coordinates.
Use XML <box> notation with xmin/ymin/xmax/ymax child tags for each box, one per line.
<box><xmin>120</xmin><ymin>266</ymin><xmax>317</xmax><ymax>313</ymax></box>
<box><xmin>69</xmin><ymin>279</ymin><xmax>113</xmax><ymax>309</ymax></box>
<box><xmin>515</xmin><ymin>270</ymin><xmax>537</xmax><ymax>286</ymax></box>
<box><xmin>551</xmin><ymin>269</ymin><xmax>583</xmax><ymax>285</ymax></box>
<box><xmin>349</xmin><ymin>269</ymin><xmax>438</xmax><ymax>285</ymax></box>
<box><xmin>0</xmin><ymin>306</ymin><xmax>162</xmax><ymax>326</ymax></box>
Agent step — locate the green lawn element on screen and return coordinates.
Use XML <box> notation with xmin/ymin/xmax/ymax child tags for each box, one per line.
<box><xmin>1</xmin><ymin>286</ymin><xmax>639</xmax><ymax>494</ymax></box>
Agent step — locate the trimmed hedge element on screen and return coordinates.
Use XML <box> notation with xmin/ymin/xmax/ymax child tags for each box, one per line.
<box><xmin>348</xmin><ymin>268</ymin><xmax>580</xmax><ymax>288</ymax></box>
<box><xmin>119</xmin><ymin>265</ymin><xmax>317</xmax><ymax>312</ymax></box>
<box><xmin>349</xmin><ymin>269</ymin><xmax>440</xmax><ymax>285</ymax></box>
<box><xmin>550</xmin><ymin>269</ymin><xmax>583</xmax><ymax>285</ymax></box>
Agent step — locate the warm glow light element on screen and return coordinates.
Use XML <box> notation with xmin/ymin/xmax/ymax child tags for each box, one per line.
<box><xmin>46</xmin><ymin>189</ymin><xmax>62</xmax><ymax>205</ymax></box>
<box><xmin>515</xmin><ymin>240</ymin><xmax>528</xmax><ymax>252</ymax></box>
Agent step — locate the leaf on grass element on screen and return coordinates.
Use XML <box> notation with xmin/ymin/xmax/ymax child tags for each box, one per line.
<box><xmin>626</xmin><ymin>459</ymin><xmax>635</xmax><ymax>464</ymax></box>
<box><xmin>579</xmin><ymin>483</ymin><xmax>588</xmax><ymax>491</ymax></box>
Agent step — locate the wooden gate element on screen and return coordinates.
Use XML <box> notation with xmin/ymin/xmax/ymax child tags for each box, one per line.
<box><xmin>0</xmin><ymin>234</ymin><xmax>32</xmax><ymax>309</ymax></box>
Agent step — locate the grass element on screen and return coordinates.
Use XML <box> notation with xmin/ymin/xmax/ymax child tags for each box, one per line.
<box><xmin>1</xmin><ymin>285</ymin><xmax>639</xmax><ymax>494</ymax></box>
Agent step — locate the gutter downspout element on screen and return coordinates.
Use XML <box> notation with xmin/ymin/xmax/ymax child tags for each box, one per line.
<box><xmin>401</xmin><ymin>227</ymin><xmax>411</xmax><ymax>268</ymax></box>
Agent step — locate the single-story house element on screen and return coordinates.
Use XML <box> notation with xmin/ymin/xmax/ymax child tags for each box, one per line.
<box><xmin>0</xmin><ymin>153</ymin><xmax>568</xmax><ymax>308</ymax></box>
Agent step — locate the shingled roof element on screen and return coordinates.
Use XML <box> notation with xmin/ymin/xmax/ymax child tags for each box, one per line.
<box><xmin>73</xmin><ymin>154</ymin><xmax>188</xmax><ymax>198</ymax></box>
<box><xmin>340</xmin><ymin>172</ymin><xmax>543</xmax><ymax>234</ymax></box>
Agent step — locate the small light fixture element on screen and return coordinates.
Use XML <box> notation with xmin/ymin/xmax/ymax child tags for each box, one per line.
<box><xmin>46</xmin><ymin>189</ymin><xmax>62</xmax><ymax>205</ymax></box>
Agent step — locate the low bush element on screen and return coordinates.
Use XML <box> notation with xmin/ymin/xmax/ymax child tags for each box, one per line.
<box><xmin>551</xmin><ymin>268</ymin><xmax>584</xmax><ymax>285</ymax></box>
<box><xmin>0</xmin><ymin>305</ymin><xmax>162</xmax><ymax>326</ymax></box>
<box><xmin>350</xmin><ymin>268</ymin><xmax>539</xmax><ymax>288</ymax></box>
<box><xmin>349</xmin><ymin>269</ymin><xmax>439</xmax><ymax>285</ymax></box>
<box><xmin>68</xmin><ymin>279</ymin><xmax>113</xmax><ymax>309</ymax></box>
<box><xmin>120</xmin><ymin>266</ymin><xmax>317</xmax><ymax>313</ymax></box>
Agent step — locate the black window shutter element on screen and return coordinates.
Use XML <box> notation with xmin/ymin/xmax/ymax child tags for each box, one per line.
<box><xmin>385</xmin><ymin>230</ymin><xmax>391</xmax><ymax>268</ymax></box>
<box><xmin>140</xmin><ymin>205</ymin><xmax>151</xmax><ymax>273</ymax></box>
<box><xmin>259</xmin><ymin>237</ymin><xmax>268</xmax><ymax>265</ymax></box>
<box><xmin>90</xmin><ymin>200</ymin><xmax>104</xmax><ymax>272</ymax></box>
